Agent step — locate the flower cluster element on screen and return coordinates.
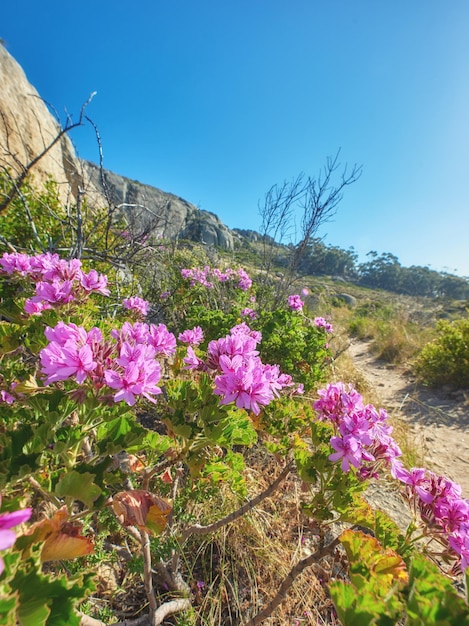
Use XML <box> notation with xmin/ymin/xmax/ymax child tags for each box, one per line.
<box><xmin>39</xmin><ymin>321</ymin><xmax>176</xmax><ymax>406</ymax></box>
<box><xmin>314</xmin><ymin>317</ymin><xmax>334</xmax><ymax>333</ymax></box>
<box><xmin>240</xmin><ymin>307</ymin><xmax>257</xmax><ymax>320</ymax></box>
<box><xmin>123</xmin><ymin>296</ymin><xmax>150</xmax><ymax>317</ymax></box>
<box><xmin>0</xmin><ymin>495</ymin><xmax>32</xmax><ymax>574</ymax></box>
<box><xmin>180</xmin><ymin>265</ymin><xmax>252</xmax><ymax>291</ymax></box>
<box><xmin>0</xmin><ymin>252</ymin><xmax>109</xmax><ymax>315</ymax></box>
<box><xmin>392</xmin><ymin>462</ymin><xmax>469</xmax><ymax>569</ymax></box>
<box><xmin>288</xmin><ymin>294</ymin><xmax>304</xmax><ymax>311</ymax></box>
<box><xmin>314</xmin><ymin>382</ymin><xmax>402</xmax><ymax>477</ymax></box>
<box><xmin>178</xmin><ymin>326</ymin><xmax>204</xmax><ymax>346</ymax></box>
<box><xmin>183</xmin><ymin>323</ymin><xmax>298</xmax><ymax>415</ymax></box>
<box><xmin>315</xmin><ymin>382</ymin><xmax>469</xmax><ymax>570</ymax></box>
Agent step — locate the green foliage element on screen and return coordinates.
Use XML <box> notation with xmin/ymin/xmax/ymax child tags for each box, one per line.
<box><xmin>298</xmin><ymin>237</ymin><xmax>358</xmax><ymax>279</ymax></box>
<box><xmin>1</xmin><ymin>173</ymin><xmax>469</xmax><ymax>625</ymax></box>
<box><xmin>330</xmin><ymin>532</ymin><xmax>469</xmax><ymax>626</ymax></box>
<box><xmin>347</xmin><ymin>300</ymin><xmax>425</xmax><ymax>364</ymax></box>
<box><xmin>253</xmin><ymin>308</ymin><xmax>331</xmax><ymax>389</ymax></box>
<box><xmin>0</xmin><ymin>175</ymin><xmax>64</xmax><ymax>253</ymax></box>
<box><xmin>0</xmin><ymin>553</ymin><xmax>94</xmax><ymax>626</ymax></box>
<box><xmin>415</xmin><ymin>318</ymin><xmax>469</xmax><ymax>388</ymax></box>
<box><xmin>358</xmin><ymin>251</ymin><xmax>469</xmax><ymax>299</ymax></box>
<box><xmin>406</xmin><ymin>555</ymin><xmax>469</xmax><ymax>625</ymax></box>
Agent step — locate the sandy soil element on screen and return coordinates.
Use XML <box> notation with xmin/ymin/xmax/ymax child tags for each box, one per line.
<box><xmin>349</xmin><ymin>340</ymin><xmax>469</xmax><ymax>499</ymax></box>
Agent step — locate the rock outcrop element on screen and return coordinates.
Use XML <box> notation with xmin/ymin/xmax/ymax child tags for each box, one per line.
<box><xmin>0</xmin><ymin>43</ymin><xmax>236</xmax><ymax>250</ymax></box>
<box><xmin>0</xmin><ymin>44</ymin><xmax>99</xmax><ymax>203</ymax></box>
<box><xmin>83</xmin><ymin>161</ymin><xmax>234</xmax><ymax>249</ymax></box>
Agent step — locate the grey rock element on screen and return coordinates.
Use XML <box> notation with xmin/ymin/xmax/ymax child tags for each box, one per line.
<box><xmin>83</xmin><ymin>161</ymin><xmax>234</xmax><ymax>249</ymax></box>
<box><xmin>0</xmin><ymin>43</ymin><xmax>101</xmax><ymax>204</ymax></box>
<box><xmin>0</xmin><ymin>44</ymin><xmax>237</xmax><ymax>251</ymax></box>
<box><xmin>337</xmin><ymin>293</ymin><xmax>357</xmax><ymax>307</ymax></box>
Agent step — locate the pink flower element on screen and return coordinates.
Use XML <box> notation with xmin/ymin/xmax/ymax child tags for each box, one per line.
<box><xmin>41</xmin><ymin>342</ymin><xmax>97</xmax><ymax>385</ymax></box>
<box><xmin>35</xmin><ymin>280</ymin><xmax>75</xmax><ymax>305</ymax></box>
<box><xmin>147</xmin><ymin>324</ymin><xmax>176</xmax><ymax>356</ymax></box>
<box><xmin>23</xmin><ymin>299</ymin><xmax>52</xmax><ymax>315</ymax></box>
<box><xmin>214</xmin><ymin>355</ymin><xmax>274</xmax><ymax>415</ymax></box>
<box><xmin>104</xmin><ymin>360</ymin><xmax>161</xmax><ymax>406</ymax></box>
<box><xmin>42</xmin><ymin>258</ymin><xmax>82</xmax><ymax>282</ymax></box>
<box><xmin>80</xmin><ymin>270</ymin><xmax>110</xmax><ymax>296</ymax></box>
<box><xmin>315</xmin><ymin>382</ymin><xmax>402</xmax><ymax>479</ymax></box>
<box><xmin>237</xmin><ymin>268</ymin><xmax>252</xmax><ymax>290</ymax></box>
<box><xmin>230</xmin><ymin>323</ymin><xmax>262</xmax><ymax>343</ymax></box>
<box><xmin>314</xmin><ymin>317</ymin><xmax>334</xmax><ymax>333</ymax></box>
<box><xmin>329</xmin><ymin>435</ymin><xmax>363</xmax><ymax>472</ymax></box>
<box><xmin>0</xmin><ymin>252</ymin><xmax>32</xmax><ymax>275</ymax></box>
<box><xmin>0</xmin><ymin>391</ymin><xmax>15</xmax><ymax>404</ymax></box>
<box><xmin>0</xmin><ymin>496</ymin><xmax>32</xmax><ymax>574</ymax></box>
<box><xmin>241</xmin><ymin>308</ymin><xmax>257</xmax><ymax>320</ymax></box>
<box><xmin>178</xmin><ymin>326</ymin><xmax>204</xmax><ymax>346</ymax></box>
<box><xmin>288</xmin><ymin>294</ymin><xmax>304</xmax><ymax>311</ymax></box>
<box><xmin>207</xmin><ymin>333</ymin><xmax>259</xmax><ymax>369</ymax></box>
<box><xmin>40</xmin><ymin>323</ymin><xmax>100</xmax><ymax>385</ymax></box>
<box><xmin>183</xmin><ymin>346</ymin><xmax>204</xmax><ymax>370</ymax></box>
<box><xmin>123</xmin><ymin>296</ymin><xmax>149</xmax><ymax>316</ymax></box>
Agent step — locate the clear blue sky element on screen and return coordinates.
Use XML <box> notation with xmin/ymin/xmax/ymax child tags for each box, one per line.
<box><xmin>2</xmin><ymin>1</ymin><xmax>469</xmax><ymax>275</ymax></box>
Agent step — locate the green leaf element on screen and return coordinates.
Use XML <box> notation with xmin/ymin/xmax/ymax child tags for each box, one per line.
<box><xmin>7</xmin><ymin>557</ymin><xmax>94</xmax><ymax>626</ymax></box>
<box><xmin>96</xmin><ymin>414</ymin><xmax>146</xmax><ymax>454</ymax></box>
<box><xmin>340</xmin><ymin>529</ymin><xmax>408</xmax><ymax>586</ymax></box>
<box><xmin>329</xmin><ymin>580</ymin><xmax>384</xmax><ymax>625</ymax></box>
<box><xmin>0</xmin><ymin>596</ymin><xmax>18</xmax><ymax>626</ymax></box>
<box><xmin>17</xmin><ymin>597</ymin><xmax>51</xmax><ymax>626</ymax></box>
<box><xmin>55</xmin><ymin>471</ymin><xmax>102</xmax><ymax>509</ymax></box>
<box><xmin>406</xmin><ymin>554</ymin><xmax>469</xmax><ymax>625</ymax></box>
<box><xmin>206</xmin><ymin>409</ymin><xmax>257</xmax><ymax>447</ymax></box>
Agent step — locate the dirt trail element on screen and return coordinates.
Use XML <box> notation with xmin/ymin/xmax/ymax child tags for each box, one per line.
<box><xmin>349</xmin><ymin>341</ymin><xmax>469</xmax><ymax>498</ymax></box>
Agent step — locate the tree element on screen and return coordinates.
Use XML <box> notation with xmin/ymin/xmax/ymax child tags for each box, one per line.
<box><xmin>298</xmin><ymin>238</ymin><xmax>358</xmax><ymax>278</ymax></box>
<box><xmin>257</xmin><ymin>150</ymin><xmax>361</xmax><ymax>306</ymax></box>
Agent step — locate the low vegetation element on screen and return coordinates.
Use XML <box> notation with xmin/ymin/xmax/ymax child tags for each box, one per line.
<box><xmin>1</xmin><ymin>171</ymin><xmax>469</xmax><ymax>626</ymax></box>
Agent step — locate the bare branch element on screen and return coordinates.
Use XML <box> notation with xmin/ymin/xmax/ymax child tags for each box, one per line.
<box><xmin>245</xmin><ymin>536</ymin><xmax>341</xmax><ymax>625</ymax></box>
<box><xmin>181</xmin><ymin>462</ymin><xmax>292</xmax><ymax>541</ymax></box>
<box><xmin>0</xmin><ymin>92</ymin><xmax>96</xmax><ymax>214</ymax></box>
<box><xmin>257</xmin><ymin>150</ymin><xmax>361</xmax><ymax>307</ymax></box>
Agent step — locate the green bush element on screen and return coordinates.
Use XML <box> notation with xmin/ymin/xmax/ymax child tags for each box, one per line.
<box><xmin>252</xmin><ymin>309</ymin><xmax>331</xmax><ymax>390</ymax></box>
<box><xmin>415</xmin><ymin>318</ymin><xmax>469</xmax><ymax>388</ymax></box>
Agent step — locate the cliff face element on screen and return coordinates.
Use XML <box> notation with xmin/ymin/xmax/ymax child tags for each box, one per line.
<box><xmin>0</xmin><ymin>44</ymin><xmax>235</xmax><ymax>250</ymax></box>
<box><xmin>0</xmin><ymin>44</ymin><xmax>98</xmax><ymax>203</ymax></box>
<box><xmin>83</xmin><ymin>161</ymin><xmax>234</xmax><ymax>249</ymax></box>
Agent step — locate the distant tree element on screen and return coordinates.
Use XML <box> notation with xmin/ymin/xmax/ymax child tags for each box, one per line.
<box><xmin>436</xmin><ymin>272</ymin><xmax>469</xmax><ymax>300</ymax></box>
<box><xmin>358</xmin><ymin>251</ymin><xmax>403</xmax><ymax>292</ymax></box>
<box><xmin>357</xmin><ymin>252</ymin><xmax>469</xmax><ymax>299</ymax></box>
<box><xmin>298</xmin><ymin>238</ymin><xmax>358</xmax><ymax>278</ymax></box>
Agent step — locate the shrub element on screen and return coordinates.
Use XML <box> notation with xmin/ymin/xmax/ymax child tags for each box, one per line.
<box><xmin>415</xmin><ymin>318</ymin><xmax>469</xmax><ymax>388</ymax></box>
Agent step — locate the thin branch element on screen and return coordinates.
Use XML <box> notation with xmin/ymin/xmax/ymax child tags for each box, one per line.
<box><xmin>244</xmin><ymin>536</ymin><xmax>341</xmax><ymax>626</ymax></box>
<box><xmin>0</xmin><ymin>92</ymin><xmax>96</xmax><ymax>214</ymax></box>
<box><xmin>141</xmin><ymin>529</ymin><xmax>159</xmax><ymax>625</ymax></box>
<box><xmin>151</xmin><ymin>599</ymin><xmax>192</xmax><ymax>625</ymax></box>
<box><xmin>181</xmin><ymin>462</ymin><xmax>293</xmax><ymax>541</ymax></box>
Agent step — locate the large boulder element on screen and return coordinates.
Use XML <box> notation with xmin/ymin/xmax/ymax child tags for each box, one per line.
<box><xmin>0</xmin><ymin>44</ymin><xmax>99</xmax><ymax>203</ymax></box>
<box><xmin>0</xmin><ymin>44</ymin><xmax>235</xmax><ymax>250</ymax></box>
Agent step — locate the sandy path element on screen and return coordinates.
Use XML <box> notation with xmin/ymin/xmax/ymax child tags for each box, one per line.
<box><xmin>348</xmin><ymin>341</ymin><xmax>469</xmax><ymax>498</ymax></box>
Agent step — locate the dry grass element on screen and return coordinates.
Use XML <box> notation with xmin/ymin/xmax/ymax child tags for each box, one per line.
<box><xmin>178</xmin><ymin>450</ymin><xmax>342</xmax><ymax>625</ymax></box>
